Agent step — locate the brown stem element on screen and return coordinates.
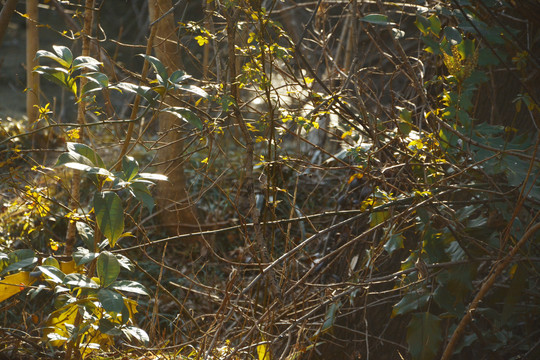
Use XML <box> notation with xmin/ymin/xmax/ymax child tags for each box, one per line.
<box><xmin>440</xmin><ymin>221</ymin><xmax>540</xmax><ymax>360</ymax></box>
<box><xmin>64</xmin><ymin>2</ymin><xmax>95</xmax><ymax>358</ymax></box>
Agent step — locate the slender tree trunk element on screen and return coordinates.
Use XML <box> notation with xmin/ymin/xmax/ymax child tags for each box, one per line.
<box><xmin>148</xmin><ymin>0</ymin><xmax>200</xmax><ymax>238</ymax></box>
<box><xmin>26</xmin><ymin>0</ymin><xmax>39</xmax><ymax>127</ymax></box>
<box><xmin>0</xmin><ymin>0</ymin><xmax>18</xmax><ymax>47</ymax></box>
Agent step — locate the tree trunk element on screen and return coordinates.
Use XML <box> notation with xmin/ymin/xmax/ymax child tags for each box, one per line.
<box><xmin>147</xmin><ymin>0</ymin><xmax>200</xmax><ymax>239</ymax></box>
<box><xmin>26</xmin><ymin>0</ymin><xmax>39</xmax><ymax>126</ymax></box>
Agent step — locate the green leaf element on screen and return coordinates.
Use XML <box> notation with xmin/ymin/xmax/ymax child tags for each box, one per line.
<box><xmin>35</xmin><ymin>48</ymin><xmax>70</xmax><ymax>69</ymax></box>
<box><xmin>406</xmin><ymin>312</ymin><xmax>442</xmax><ymax>360</ymax></box>
<box><xmin>97</xmin><ymin>251</ymin><xmax>120</xmax><ymax>288</ymax></box>
<box><xmin>140</xmin><ymin>54</ymin><xmax>168</xmax><ymax>86</ymax></box>
<box><xmin>67</xmin><ymin>142</ymin><xmax>105</xmax><ymax>168</ymax></box>
<box><xmin>37</xmin><ymin>265</ymin><xmax>66</xmax><ymax>284</ymax></box>
<box><xmin>64</xmin><ymin>273</ymin><xmax>99</xmax><ymax>289</ymax></box>
<box><xmin>129</xmin><ymin>182</ymin><xmax>154</xmax><ymax>212</ymax></box>
<box><xmin>94</xmin><ymin>192</ymin><xmax>124</xmax><ymax>246</ymax></box>
<box><xmin>80</xmin><ymin>72</ymin><xmax>109</xmax><ymax>94</ymax></box>
<box><xmin>110</xmin><ymin>280</ymin><xmax>150</xmax><ymax>296</ymax></box>
<box><xmin>162</xmin><ymin>107</ymin><xmax>203</xmax><ymax>130</ymax></box>
<box><xmin>415</xmin><ymin>15</ymin><xmax>430</xmax><ymax>36</ymax></box>
<box><xmin>76</xmin><ymin>222</ymin><xmax>95</xmax><ymax>250</ymax></box>
<box><xmin>384</xmin><ymin>232</ymin><xmax>404</xmax><ymax>254</ymax></box>
<box><xmin>122</xmin><ymin>156</ymin><xmax>139</xmax><ymax>182</ymax></box>
<box><xmin>98</xmin><ymin>318</ymin><xmax>123</xmax><ymax>336</ymax></box>
<box><xmin>122</xmin><ymin>326</ymin><xmax>149</xmax><ymax>345</ymax></box>
<box><xmin>169</xmin><ymin>70</ymin><xmax>191</xmax><ymax>84</ymax></box>
<box><xmin>116</xmin><ymin>82</ymin><xmax>156</xmax><ymax>103</ymax></box>
<box><xmin>115</xmin><ymin>254</ymin><xmax>134</xmax><ymax>271</ymax></box>
<box><xmin>97</xmin><ymin>288</ymin><xmax>124</xmax><ymax>313</ymax></box>
<box><xmin>428</xmin><ymin>15</ymin><xmax>441</xmax><ymax>36</ymax></box>
<box><xmin>392</xmin><ymin>291</ymin><xmax>431</xmax><ymax>317</ymax></box>
<box><xmin>176</xmin><ymin>84</ymin><xmax>208</xmax><ymax>98</ymax></box>
<box><xmin>138</xmin><ymin>173</ymin><xmax>168</xmax><ymax>181</ymax></box>
<box><xmin>72</xmin><ymin>56</ymin><xmax>102</xmax><ymax>72</ymax></box>
<box><xmin>72</xmin><ymin>247</ymin><xmax>98</xmax><ymax>266</ymax></box>
<box><xmin>33</xmin><ymin>66</ymin><xmax>76</xmax><ymax>94</ymax></box>
<box><xmin>53</xmin><ymin>45</ymin><xmax>73</xmax><ymax>67</ymax></box>
<box><xmin>444</xmin><ymin>26</ymin><xmax>462</xmax><ymax>45</ymax></box>
<box><xmin>2</xmin><ymin>256</ymin><xmax>38</xmax><ymax>275</ymax></box>
<box><xmin>320</xmin><ymin>301</ymin><xmax>341</xmax><ymax>334</ymax></box>
<box><xmin>361</xmin><ymin>14</ymin><xmax>396</xmax><ymax>26</ymax></box>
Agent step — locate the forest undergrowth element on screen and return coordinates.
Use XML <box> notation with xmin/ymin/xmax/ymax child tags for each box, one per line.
<box><xmin>0</xmin><ymin>0</ymin><xmax>539</xmax><ymax>359</ymax></box>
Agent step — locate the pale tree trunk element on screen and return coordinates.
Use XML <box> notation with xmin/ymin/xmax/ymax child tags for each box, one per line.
<box><xmin>147</xmin><ymin>0</ymin><xmax>200</xmax><ymax>238</ymax></box>
<box><xmin>26</xmin><ymin>0</ymin><xmax>39</xmax><ymax>127</ymax></box>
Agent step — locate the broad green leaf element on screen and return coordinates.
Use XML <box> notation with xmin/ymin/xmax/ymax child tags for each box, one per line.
<box><xmin>406</xmin><ymin>312</ymin><xmax>442</xmax><ymax>360</ymax></box>
<box><xmin>64</xmin><ymin>273</ymin><xmax>99</xmax><ymax>289</ymax></box>
<box><xmin>33</xmin><ymin>66</ymin><xmax>76</xmax><ymax>94</ymax></box>
<box><xmin>415</xmin><ymin>15</ymin><xmax>430</xmax><ymax>36</ymax></box>
<box><xmin>56</xmin><ymin>152</ymin><xmax>94</xmax><ymax>168</ymax></box>
<box><xmin>169</xmin><ymin>70</ymin><xmax>191</xmax><ymax>84</ymax></box>
<box><xmin>384</xmin><ymin>232</ymin><xmax>404</xmax><ymax>254</ymax></box>
<box><xmin>72</xmin><ymin>247</ymin><xmax>98</xmax><ymax>266</ymax></box>
<box><xmin>98</xmin><ymin>318</ymin><xmax>123</xmax><ymax>336</ymax></box>
<box><xmin>162</xmin><ymin>107</ymin><xmax>203</xmax><ymax>130</ymax></box>
<box><xmin>53</xmin><ymin>45</ymin><xmax>73</xmax><ymax>67</ymax></box>
<box><xmin>129</xmin><ymin>182</ymin><xmax>154</xmax><ymax>212</ymax></box>
<box><xmin>67</xmin><ymin>142</ymin><xmax>105</xmax><ymax>168</ymax></box>
<box><xmin>139</xmin><ymin>54</ymin><xmax>168</xmax><ymax>86</ymax></box>
<box><xmin>116</xmin><ymin>82</ymin><xmax>155</xmax><ymax>102</ymax></box>
<box><xmin>428</xmin><ymin>15</ymin><xmax>441</xmax><ymax>36</ymax></box>
<box><xmin>139</xmin><ymin>173</ymin><xmax>168</xmax><ymax>181</ymax></box>
<box><xmin>80</xmin><ymin>72</ymin><xmax>109</xmax><ymax>94</ymax></box>
<box><xmin>122</xmin><ymin>156</ymin><xmax>139</xmax><ymax>182</ymax></box>
<box><xmin>97</xmin><ymin>251</ymin><xmax>120</xmax><ymax>288</ymax></box>
<box><xmin>361</xmin><ymin>14</ymin><xmax>396</xmax><ymax>26</ymax></box>
<box><xmin>94</xmin><ymin>192</ymin><xmax>124</xmax><ymax>246</ymax></box>
<box><xmin>115</xmin><ymin>254</ymin><xmax>134</xmax><ymax>272</ymax></box>
<box><xmin>76</xmin><ymin>222</ymin><xmax>95</xmax><ymax>250</ymax></box>
<box><xmin>392</xmin><ymin>291</ymin><xmax>431</xmax><ymax>317</ymax></box>
<box><xmin>121</xmin><ymin>326</ymin><xmax>149</xmax><ymax>345</ymax></box>
<box><xmin>38</xmin><ymin>265</ymin><xmax>66</xmax><ymax>284</ymax></box>
<box><xmin>72</xmin><ymin>56</ymin><xmax>102</xmax><ymax>72</ymax></box>
<box><xmin>35</xmin><ymin>49</ymin><xmax>70</xmax><ymax>68</ymax></box>
<box><xmin>444</xmin><ymin>26</ymin><xmax>462</xmax><ymax>45</ymax></box>
<box><xmin>97</xmin><ymin>288</ymin><xmax>124</xmax><ymax>313</ymax></box>
<box><xmin>176</xmin><ymin>84</ymin><xmax>208</xmax><ymax>98</ymax></box>
<box><xmin>110</xmin><ymin>280</ymin><xmax>150</xmax><ymax>296</ymax></box>
<box><xmin>2</xmin><ymin>257</ymin><xmax>38</xmax><ymax>275</ymax></box>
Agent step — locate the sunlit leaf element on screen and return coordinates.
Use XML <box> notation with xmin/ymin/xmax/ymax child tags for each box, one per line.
<box><xmin>122</xmin><ymin>156</ymin><xmax>139</xmax><ymax>182</ymax></box>
<box><xmin>0</xmin><ymin>271</ymin><xmax>36</xmax><ymax>303</ymax></box>
<box><xmin>97</xmin><ymin>251</ymin><xmax>120</xmax><ymax>288</ymax></box>
<box><xmin>139</xmin><ymin>54</ymin><xmax>168</xmax><ymax>86</ymax></box>
<box><xmin>361</xmin><ymin>14</ymin><xmax>396</xmax><ymax>26</ymax></box>
<box><xmin>94</xmin><ymin>192</ymin><xmax>124</xmax><ymax>246</ymax></box>
<box><xmin>97</xmin><ymin>288</ymin><xmax>124</xmax><ymax>313</ymax></box>
<box><xmin>110</xmin><ymin>280</ymin><xmax>150</xmax><ymax>296</ymax></box>
<box><xmin>162</xmin><ymin>107</ymin><xmax>203</xmax><ymax>130</ymax></box>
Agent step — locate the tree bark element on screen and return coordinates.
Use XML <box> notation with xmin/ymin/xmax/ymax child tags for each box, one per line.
<box><xmin>147</xmin><ymin>0</ymin><xmax>200</xmax><ymax>238</ymax></box>
<box><xmin>26</xmin><ymin>0</ymin><xmax>39</xmax><ymax>126</ymax></box>
<box><xmin>0</xmin><ymin>0</ymin><xmax>18</xmax><ymax>47</ymax></box>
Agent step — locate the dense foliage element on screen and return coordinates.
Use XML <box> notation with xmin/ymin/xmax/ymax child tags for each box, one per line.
<box><xmin>0</xmin><ymin>0</ymin><xmax>538</xmax><ymax>359</ymax></box>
